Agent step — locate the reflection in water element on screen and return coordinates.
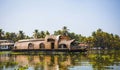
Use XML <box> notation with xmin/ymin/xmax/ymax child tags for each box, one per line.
<box><xmin>0</xmin><ymin>50</ymin><xmax>120</xmax><ymax>70</ymax></box>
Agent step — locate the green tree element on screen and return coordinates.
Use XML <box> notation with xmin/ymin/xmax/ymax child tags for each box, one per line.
<box><xmin>62</xmin><ymin>26</ymin><xmax>69</xmax><ymax>36</ymax></box>
<box><xmin>5</xmin><ymin>32</ymin><xmax>10</xmax><ymax>40</ymax></box>
<box><xmin>91</xmin><ymin>29</ymin><xmax>104</xmax><ymax>48</ymax></box>
<box><xmin>24</xmin><ymin>35</ymin><xmax>30</xmax><ymax>39</ymax></box>
<box><xmin>10</xmin><ymin>32</ymin><xmax>17</xmax><ymax>42</ymax></box>
<box><xmin>39</xmin><ymin>31</ymin><xmax>45</xmax><ymax>38</ymax></box>
<box><xmin>90</xmin><ymin>28</ymin><xmax>120</xmax><ymax>49</ymax></box>
<box><xmin>54</xmin><ymin>30</ymin><xmax>62</xmax><ymax>35</ymax></box>
<box><xmin>4</xmin><ymin>32</ymin><xmax>17</xmax><ymax>42</ymax></box>
<box><xmin>33</xmin><ymin>29</ymin><xmax>39</xmax><ymax>39</ymax></box>
<box><xmin>0</xmin><ymin>29</ymin><xmax>4</xmax><ymax>39</ymax></box>
<box><xmin>46</xmin><ymin>31</ymin><xmax>50</xmax><ymax>35</ymax></box>
<box><xmin>17</xmin><ymin>30</ymin><xmax>25</xmax><ymax>40</ymax></box>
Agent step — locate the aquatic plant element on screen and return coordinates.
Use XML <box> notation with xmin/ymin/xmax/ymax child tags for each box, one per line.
<box><xmin>17</xmin><ymin>65</ymin><xmax>28</xmax><ymax>70</ymax></box>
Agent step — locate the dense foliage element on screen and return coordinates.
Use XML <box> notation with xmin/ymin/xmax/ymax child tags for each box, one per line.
<box><xmin>0</xmin><ymin>26</ymin><xmax>120</xmax><ymax>49</ymax></box>
<box><xmin>91</xmin><ymin>29</ymin><xmax>120</xmax><ymax>49</ymax></box>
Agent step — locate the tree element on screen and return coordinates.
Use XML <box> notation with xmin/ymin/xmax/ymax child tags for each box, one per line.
<box><xmin>5</xmin><ymin>32</ymin><xmax>10</xmax><ymax>40</ymax></box>
<box><xmin>0</xmin><ymin>29</ymin><xmax>4</xmax><ymax>39</ymax></box>
<box><xmin>10</xmin><ymin>32</ymin><xmax>17</xmax><ymax>42</ymax></box>
<box><xmin>3</xmin><ymin>32</ymin><xmax>17</xmax><ymax>42</ymax></box>
<box><xmin>33</xmin><ymin>29</ymin><xmax>39</xmax><ymax>39</ymax></box>
<box><xmin>91</xmin><ymin>29</ymin><xmax>104</xmax><ymax>48</ymax></box>
<box><xmin>90</xmin><ymin>29</ymin><xmax>120</xmax><ymax>49</ymax></box>
<box><xmin>54</xmin><ymin>30</ymin><xmax>62</xmax><ymax>35</ymax></box>
<box><xmin>62</xmin><ymin>26</ymin><xmax>69</xmax><ymax>36</ymax></box>
<box><xmin>46</xmin><ymin>31</ymin><xmax>50</xmax><ymax>35</ymax></box>
<box><xmin>39</xmin><ymin>31</ymin><xmax>45</xmax><ymax>38</ymax></box>
<box><xmin>25</xmin><ymin>35</ymin><xmax>30</xmax><ymax>39</ymax></box>
<box><xmin>17</xmin><ymin>30</ymin><xmax>25</xmax><ymax>40</ymax></box>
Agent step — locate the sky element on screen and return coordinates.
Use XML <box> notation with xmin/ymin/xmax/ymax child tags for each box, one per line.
<box><xmin>0</xmin><ymin>0</ymin><xmax>120</xmax><ymax>36</ymax></box>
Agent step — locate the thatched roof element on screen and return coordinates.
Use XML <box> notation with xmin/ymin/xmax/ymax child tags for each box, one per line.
<box><xmin>59</xmin><ymin>39</ymin><xmax>75</xmax><ymax>45</ymax></box>
<box><xmin>18</xmin><ymin>38</ymin><xmax>44</xmax><ymax>43</ymax></box>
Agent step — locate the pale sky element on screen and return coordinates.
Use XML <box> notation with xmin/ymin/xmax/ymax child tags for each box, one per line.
<box><xmin>0</xmin><ymin>0</ymin><xmax>120</xmax><ymax>36</ymax></box>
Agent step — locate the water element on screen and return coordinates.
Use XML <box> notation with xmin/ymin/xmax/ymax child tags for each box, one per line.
<box><xmin>0</xmin><ymin>50</ymin><xmax>120</xmax><ymax>70</ymax></box>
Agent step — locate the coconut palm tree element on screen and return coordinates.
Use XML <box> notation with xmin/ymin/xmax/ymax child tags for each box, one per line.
<box><xmin>40</xmin><ymin>31</ymin><xmax>45</xmax><ymax>38</ymax></box>
<box><xmin>17</xmin><ymin>30</ymin><xmax>25</xmax><ymax>40</ymax></box>
<box><xmin>0</xmin><ymin>29</ymin><xmax>4</xmax><ymax>39</ymax></box>
<box><xmin>62</xmin><ymin>26</ymin><xmax>69</xmax><ymax>36</ymax></box>
<box><xmin>5</xmin><ymin>32</ymin><xmax>10</xmax><ymax>39</ymax></box>
<box><xmin>33</xmin><ymin>29</ymin><xmax>39</xmax><ymax>39</ymax></box>
<box><xmin>46</xmin><ymin>31</ymin><xmax>50</xmax><ymax>35</ymax></box>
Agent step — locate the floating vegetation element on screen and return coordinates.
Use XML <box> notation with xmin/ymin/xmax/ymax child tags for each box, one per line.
<box><xmin>15</xmin><ymin>65</ymin><xmax>28</xmax><ymax>70</ymax></box>
<box><xmin>6</xmin><ymin>62</ymin><xmax>18</xmax><ymax>66</ymax></box>
<box><xmin>0</xmin><ymin>61</ymin><xmax>18</xmax><ymax>68</ymax></box>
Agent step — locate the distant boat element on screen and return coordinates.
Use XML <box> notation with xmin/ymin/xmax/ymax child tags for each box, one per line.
<box><xmin>13</xmin><ymin>35</ymin><xmax>87</xmax><ymax>52</ymax></box>
<box><xmin>0</xmin><ymin>40</ymin><xmax>14</xmax><ymax>51</ymax></box>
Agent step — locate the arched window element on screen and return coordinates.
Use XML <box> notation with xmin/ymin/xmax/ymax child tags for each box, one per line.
<box><xmin>28</xmin><ymin>43</ymin><xmax>34</xmax><ymax>49</ymax></box>
<box><xmin>39</xmin><ymin>43</ymin><xmax>45</xmax><ymax>49</ymax></box>
<box><xmin>58</xmin><ymin>44</ymin><xmax>67</xmax><ymax>48</ymax></box>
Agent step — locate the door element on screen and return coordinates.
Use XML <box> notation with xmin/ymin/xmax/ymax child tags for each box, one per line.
<box><xmin>51</xmin><ymin>43</ymin><xmax>54</xmax><ymax>49</ymax></box>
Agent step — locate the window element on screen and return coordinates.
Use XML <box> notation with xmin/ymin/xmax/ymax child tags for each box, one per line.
<box><xmin>58</xmin><ymin>44</ymin><xmax>67</xmax><ymax>48</ymax></box>
<box><xmin>39</xmin><ymin>43</ymin><xmax>45</xmax><ymax>49</ymax></box>
<box><xmin>28</xmin><ymin>43</ymin><xmax>34</xmax><ymax>49</ymax></box>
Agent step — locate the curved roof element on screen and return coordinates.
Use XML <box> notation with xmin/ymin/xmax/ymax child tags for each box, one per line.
<box><xmin>59</xmin><ymin>39</ymin><xmax>75</xmax><ymax>44</ymax></box>
<box><xmin>18</xmin><ymin>38</ymin><xmax>44</xmax><ymax>43</ymax></box>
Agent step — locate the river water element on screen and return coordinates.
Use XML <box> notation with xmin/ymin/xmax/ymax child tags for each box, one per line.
<box><xmin>0</xmin><ymin>50</ymin><xmax>120</xmax><ymax>70</ymax></box>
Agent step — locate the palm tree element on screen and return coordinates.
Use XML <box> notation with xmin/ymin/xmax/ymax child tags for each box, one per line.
<box><xmin>33</xmin><ymin>29</ymin><xmax>39</xmax><ymax>39</ymax></box>
<box><xmin>54</xmin><ymin>30</ymin><xmax>62</xmax><ymax>35</ymax></box>
<box><xmin>0</xmin><ymin>29</ymin><xmax>4</xmax><ymax>39</ymax></box>
<box><xmin>62</xmin><ymin>26</ymin><xmax>69</xmax><ymax>36</ymax></box>
<box><xmin>10</xmin><ymin>32</ymin><xmax>17</xmax><ymax>42</ymax></box>
<box><xmin>18</xmin><ymin>30</ymin><xmax>25</xmax><ymax>40</ymax></box>
<box><xmin>40</xmin><ymin>31</ymin><xmax>45</xmax><ymax>38</ymax></box>
<box><xmin>46</xmin><ymin>31</ymin><xmax>50</xmax><ymax>35</ymax></box>
<box><xmin>5</xmin><ymin>32</ymin><xmax>10</xmax><ymax>39</ymax></box>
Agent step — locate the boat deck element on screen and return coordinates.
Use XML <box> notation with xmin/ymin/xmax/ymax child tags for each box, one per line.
<box><xmin>12</xmin><ymin>49</ymin><xmax>87</xmax><ymax>52</ymax></box>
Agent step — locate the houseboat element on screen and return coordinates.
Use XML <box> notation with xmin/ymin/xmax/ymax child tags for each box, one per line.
<box><xmin>13</xmin><ymin>35</ymin><xmax>87</xmax><ymax>52</ymax></box>
<box><xmin>0</xmin><ymin>40</ymin><xmax>14</xmax><ymax>51</ymax></box>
